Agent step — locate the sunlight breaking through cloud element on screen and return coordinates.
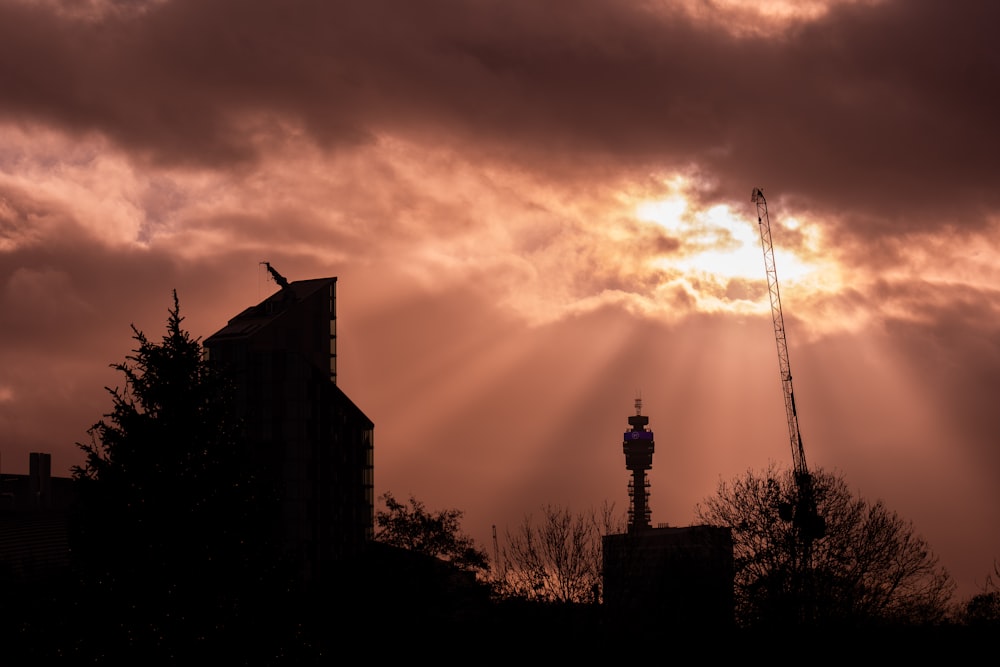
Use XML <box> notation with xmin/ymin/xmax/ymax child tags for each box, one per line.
<box><xmin>634</xmin><ymin>192</ymin><xmax>840</xmax><ymax>317</ymax></box>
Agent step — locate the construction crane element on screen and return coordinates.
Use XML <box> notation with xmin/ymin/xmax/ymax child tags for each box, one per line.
<box><xmin>751</xmin><ymin>187</ymin><xmax>826</xmax><ymax>546</ymax></box>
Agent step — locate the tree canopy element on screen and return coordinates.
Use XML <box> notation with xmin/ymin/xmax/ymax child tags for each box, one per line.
<box><xmin>958</xmin><ymin>561</ymin><xmax>1000</xmax><ymax>627</ymax></box>
<box><xmin>696</xmin><ymin>464</ymin><xmax>955</xmax><ymax>629</ymax></box>
<box><xmin>496</xmin><ymin>503</ymin><xmax>622</xmax><ymax>604</ymax></box>
<box><xmin>70</xmin><ymin>291</ymin><xmax>279</xmax><ymax>651</ymax></box>
<box><xmin>374</xmin><ymin>491</ymin><xmax>490</xmax><ymax>574</ymax></box>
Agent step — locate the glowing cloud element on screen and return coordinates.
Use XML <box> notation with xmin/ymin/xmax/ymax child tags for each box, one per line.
<box><xmin>634</xmin><ymin>189</ymin><xmax>841</xmax><ymax>318</ymax></box>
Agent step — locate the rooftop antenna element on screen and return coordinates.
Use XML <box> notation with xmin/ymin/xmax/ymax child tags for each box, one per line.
<box><xmin>261</xmin><ymin>261</ymin><xmax>291</xmax><ymax>290</ymax></box>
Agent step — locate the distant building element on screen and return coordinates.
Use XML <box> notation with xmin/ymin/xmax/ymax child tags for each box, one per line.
<box><xmin>602</xmin><ymin>525</ymin><xmax>734</xmax><ymax>628</ymax></box>
<box><xmin>204</xmin><ymin>271</ymin><xmax>374</xmax><ymax>584</ymax></box>
<box><xmin>0</xmin><ymin>452</ymin><xmax>75</xmax><ymax>582</ymax></box>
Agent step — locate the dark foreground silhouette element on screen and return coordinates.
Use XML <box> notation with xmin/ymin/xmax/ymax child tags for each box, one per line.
<box><xmin>1</xmin><ymin>542</ymin><xmax>994</xmax><ymax>663</ymax></box>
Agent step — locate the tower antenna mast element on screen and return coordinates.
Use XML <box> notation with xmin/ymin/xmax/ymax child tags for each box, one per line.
<box><xmin>622</xmin><ymin>396</ymin><xmax>654</xmax><ymax>532</ymax></box>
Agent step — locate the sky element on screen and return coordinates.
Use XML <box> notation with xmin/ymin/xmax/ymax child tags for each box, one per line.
<box><xmin>1</xmin><ymin>0</ymin><xmax>998</xmax><ymax>602</ymax></box>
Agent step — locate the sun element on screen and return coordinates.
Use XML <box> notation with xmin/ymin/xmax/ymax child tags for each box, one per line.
<box><xmin>636</xmin><ymin>198</ymin><xmax>761</xmax><ymax>280</ymax></box>
<box><xmin>634</xmin><ymin>192</ymin><xmax>837</xmax><ymax>316</ymax></box>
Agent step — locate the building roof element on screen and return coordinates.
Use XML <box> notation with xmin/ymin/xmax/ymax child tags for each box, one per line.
<box><xmin>204</xmin><ymin>277</ymin><xmax>335</xmax><ymax>344</ymax></box>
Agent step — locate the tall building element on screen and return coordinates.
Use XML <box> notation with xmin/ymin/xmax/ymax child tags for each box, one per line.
<box><xmin>204</xmin><ymin>269</ymin><xmax>373</xmax><ymax>584</ymax></box>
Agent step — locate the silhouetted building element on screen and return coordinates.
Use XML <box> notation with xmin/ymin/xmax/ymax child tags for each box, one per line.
<box><xmin>204</xmin><ymin>271</ymin><xmax>374</xmax><ymax>584</ymax></box>
<box><xmin>602</xmin><ymin>525</ymin><xmax>734</xmax><ymax>628</ymax></box>
<box><xmin>0</xmin><ymin>453</ymin><xmax>75</xmax><ymax>582</ymax></box>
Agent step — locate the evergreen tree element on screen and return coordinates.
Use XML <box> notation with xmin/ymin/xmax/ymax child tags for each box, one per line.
<box><xmin>70</xmin><ymin>291</ymin><xmax>279</xmax><ymax>656</ymax></box>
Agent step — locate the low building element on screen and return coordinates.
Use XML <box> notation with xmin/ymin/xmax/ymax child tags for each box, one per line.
<box><xmin>602</xmin><ymin>524</ymin><xmax>735</xmax><ymax>629</ymax></box>
<box><xmin>0</xmin><ymin>453</ymin><xmax>75</xmax><ymax>582</ymax></box>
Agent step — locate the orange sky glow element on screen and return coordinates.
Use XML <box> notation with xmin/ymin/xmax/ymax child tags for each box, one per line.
<box><xmin>0</xmin><ymin>0</ymin><xmax>997</xmax><ymax>603</ymax></box>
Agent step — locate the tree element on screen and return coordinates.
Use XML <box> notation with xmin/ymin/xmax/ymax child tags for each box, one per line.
<box><xmin>695</xmin><ymin>464</ymin><xmax>954</xmax><ymax>629</ymax></box>
<box><xmin>496</xmin><ymin>502</ymin><xmax>622</xmax><ymax>603</ymax></box>
<box><xmin>374</xmin><ymin>492</ymin><xmax>490</xmax><ymax>574</ymax></box>
<box><xmin>961</xmin><ymin>591</ymin><xmax>1000</xmax><ymax>627</ymax></box>
<box><xmin>70</xmin><ymin>292</ymin><xmax>278</xmax><ymax>652</ymax></box>
<box><xmin>958</xmin><ymin>560</ymin><xmax>1000</xmax><ymax>627</ymax></box>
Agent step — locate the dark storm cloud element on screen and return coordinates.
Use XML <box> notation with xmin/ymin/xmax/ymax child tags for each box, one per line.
<box><xmin>1</xmin><ymin>1</ymin><xmax>997</xmax><ymax>230</ymax></box>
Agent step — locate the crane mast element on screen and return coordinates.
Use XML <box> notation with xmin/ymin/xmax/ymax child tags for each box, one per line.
<box><xmin>751</xmin><ymin>187</ymin><xmax>825</xmax><ymax>542</ymax></box>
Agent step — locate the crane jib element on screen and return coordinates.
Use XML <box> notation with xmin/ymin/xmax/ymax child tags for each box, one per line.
<box><xmin>751</xmin><ymin>186</ymin><xmax>826</xmax><ymax>542</ymax></box>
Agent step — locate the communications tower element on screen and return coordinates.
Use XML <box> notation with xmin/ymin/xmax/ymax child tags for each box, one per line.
<box><xmin>623</xmin><ymin>398</ymin><xmax>655</xmax><ymax>532</ymax></box>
